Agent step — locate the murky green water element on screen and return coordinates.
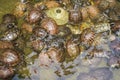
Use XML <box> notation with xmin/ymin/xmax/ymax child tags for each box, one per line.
<box><xmin>0</xmin><ymin>0</ymin><xmax>120</xmax><ymax>80</ymax></box>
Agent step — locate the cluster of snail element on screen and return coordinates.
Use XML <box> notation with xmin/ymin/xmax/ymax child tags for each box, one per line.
<box><xmin>0</xmin><ymin>0</ymin><xmax>120</xmax><ymax>79</ymax></box>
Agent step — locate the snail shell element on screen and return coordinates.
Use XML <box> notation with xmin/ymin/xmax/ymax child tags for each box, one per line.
<box><xmin>2</xmin><ymin>14</ymin><xmax>17</xmax><ymax>25</ymax></box>
<box><xmin>32</xmin><ymin>27</ymin><xmax>48</xmax><ymax>39</ymax></box>
<box><xmin>80</xmin><ymin>28</ymin><xmax>96</xmax><ymax>46</ymax></box>
<box><xmin>27</xmin><ymin>9</ymin><xmax>43</xmax><ymax>24</ymax></box>
<box><xmin>41</xmin><ymin>17</ymin><xmax>58</xmax><ymax>35</ymax></box>
<box><xmin>66</xmin><ymin>39</ymin><xmax>80</xmax><ymax>60</ymax></box>
<box><xmin>69</xmin><ymin>9</ymin><xmax>82</xmax><ymax>24</ymax></box>
<box><xmin>0</xmin><ymin>49</ymin><xmax>20</xmax><ymax>66</ymax></box>
<box><xmin>32</xmin><ymin>40</ymin><xmax>45</xmax><ymax>52</ymax></box>
<box><xmin>0</xmin><ymin>66</ymin><xmax>14</xmax><ymax>79</ymax></box>
<box><xmin>47</xmin><ymin>47</ymin><xmax>65</xmax><ymax>63</ymax></box>
<box><xmin>1</xmin><ymin>28</ymin><xmax>20</xmax><ymax>41</ymax></box>
<box><xmin>58</xmin><ymin>26</ymin><xmax>72</xmax><ymax>38</ymax></box>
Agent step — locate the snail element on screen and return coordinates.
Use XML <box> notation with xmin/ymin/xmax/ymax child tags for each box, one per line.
<box><xmin>32</xmin><ymin>27</ymin><xmax>48</xmax><ymax>39</ymax></box>
<box><xmin>66</xmin><ymin>38</ymin><xmax>80</xmax><ymax>60</ymax></box>
<box><xmin>58</xmin><ymin>26</ymin><xmax>72</xmax><ymax>38</ymax></box>
<box><xmin>80</xmin><ymin>28</ymin><xmax>96</xmax><ymax>46</ymax></box>
<box><xmin>69</xmin><ymin>9</ymin><xmax>82</xmax><ymax>24</ymax></box>
<box><xmin>2</xmin><ymin>14</ymin><xmax>17</xmax><ymax>25</ymax></box>
<box><xmin>26</xmin><ymin>9</ymin><xmax>43</xmax><ymax>24</ymax></box>
<box><xmin>39</xmin><ymin>47</ymin><xmax>65</xmax><ymax>67</ymax></box>
<box><xmin>69</xmin><ymin>4</ymin><xmax>82</xmax><ymax>24</ymax></box>
<box><xmin>47</xmin><ymin>47</ymin><xmax>65</xmax><ymax>63</ymax></box>
<box><xmin>31</xmin><ymin>39</ymin><xmax>45</xmax><ymax>52</ymax></box>
<box><xmin>0</xmin><ymin>66</ymin><xmax>14</xmax><ymax>79</ymax></box>
<box><xmin>80</xmin><ymin>5</ymin><xmax>100</xmax><ymax>20</ymax></box>
<box><xmin>41</xmin><ymin>17</ymin><xmax>58</xmax><ymax>35</ymax></box>
<box><xmin>0</xmin><ymin>28</ymin><xmax>20</xmax><ymax>41</ymax></box>
<box><xmin>0</xmin><ymin>49</ymin><xmax>20</xmax><ymax>66</ymax></box>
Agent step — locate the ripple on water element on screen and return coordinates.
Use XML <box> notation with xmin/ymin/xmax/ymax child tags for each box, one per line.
<box><xmin>77</xmin><ymin>72</ymin><xmax>96</xmax><ymax>80</ymax></box>
<box><xmin>90</xmin><ymin>67</ymin><xmax>113</xmax><ymax>80</ymax></box>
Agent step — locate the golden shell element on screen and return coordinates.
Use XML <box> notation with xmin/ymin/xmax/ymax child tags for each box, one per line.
<box><xmin>45</xmin><ymin>7</ymin><xmax>69</xmax><ymax>25</ymax></box>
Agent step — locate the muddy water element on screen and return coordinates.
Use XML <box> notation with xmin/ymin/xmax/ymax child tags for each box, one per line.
<box><xmin>0</xmin><ymin>0</ymin><xmax>120</xmax><ymax>80</ymax></box>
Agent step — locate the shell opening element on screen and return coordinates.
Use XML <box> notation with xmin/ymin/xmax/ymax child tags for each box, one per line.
<box><xmin>56</xmin><ymin>9</ymin><xmax>61</xmax><ymax>13</ymax></box>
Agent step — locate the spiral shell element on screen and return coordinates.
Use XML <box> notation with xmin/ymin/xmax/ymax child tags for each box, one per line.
<box><xmin>41</xmin><ymin>17</ymin><xmax>58</xmax><ymax>35</ymax></box>
<box><xmin>47</xmin><ymin>47</ymin><xmax>65</xmax><ymax>63</ymax></box>
<box><xmin>66</xmin><ymin>39</ymin><xmax>80</xmax><ymax>60</ymax></box>
<box><xmin>1</xmin><ymin>28</ymin><xmax>20</xmax><ymax>41</ymax></box>
<box><xmin>0</xmin><ymin>49</ymin><xmax>20</xmax><ymax>66</ymax></box>
<box><xmin>32</xmin><ymin>27</ymin><xmax>48</xmax><ymax>39</ymax></box>
<box><xmin>69</xmin><ymin>9</ymin><xmax>82</xmax><ymax>24</ymax></box>
<box><xmin>80</xmin><ymin>28</ymin><xmax>96</xmax><ymax>46</ymax></box>
<box><xmin>32</xmin><ymin>40</ymin><xmax>45</xmax><ymax>52</ymax></box>
<box><xmin>2</xmin><ymin>14</ymin><xmax>17</xmax><ymax>25</ymax></box>
<box><xmin>27</xmin><ymin>9</ymin><xmax>43</xmax><ymax>24</ymax></box>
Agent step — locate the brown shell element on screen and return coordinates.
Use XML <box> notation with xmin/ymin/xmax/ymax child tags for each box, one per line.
<box><xmin>32</xmin><ymin>40</ymin><xmax>45</xmax><ymax>52</ymax></box>
<box><xmin>69</xmin><ymin>9</ymin><xmax>82</xmax><ymax>24</ymax></box>
<box><xmin>47</xmin><ymin>47</ymin><xmax>65</xmax><ymax>63</ymax></box>
<box><xmin>80</xmin><ymin>28</ymin><xmax>95</xmax><ymax>46</ymax></box>
<box><xmin>0</xmin><ymin>49</ymin><xmax>20</xmax><ymax>66</ymax></box>
<box><xmin>2</xmin><ymin>14</ymin><xmax>17</xmax><ymax>25</ymax></box>
<box><xmin>66</xmin><ymin>39</ymin><xmax>80</xmax><ymax>60</ymax></box>
<box><xmin>27</xmin><ymin>9</ymin><xmax>43</xmax><ymax>24</ymax></box>
<box><xmin>41</xmin><ymin>17</ymin><xmax>58</xmax><ymax>35</ymax></box>
<box><xmin>0</xmin><ymin>66</ymin><xmax>14</xmax><ymax>79</ymax></box>
<box><xmin>32</xmin><ymin>27</ymin><xmax>48</xmax><ymax>39</ymax></box>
